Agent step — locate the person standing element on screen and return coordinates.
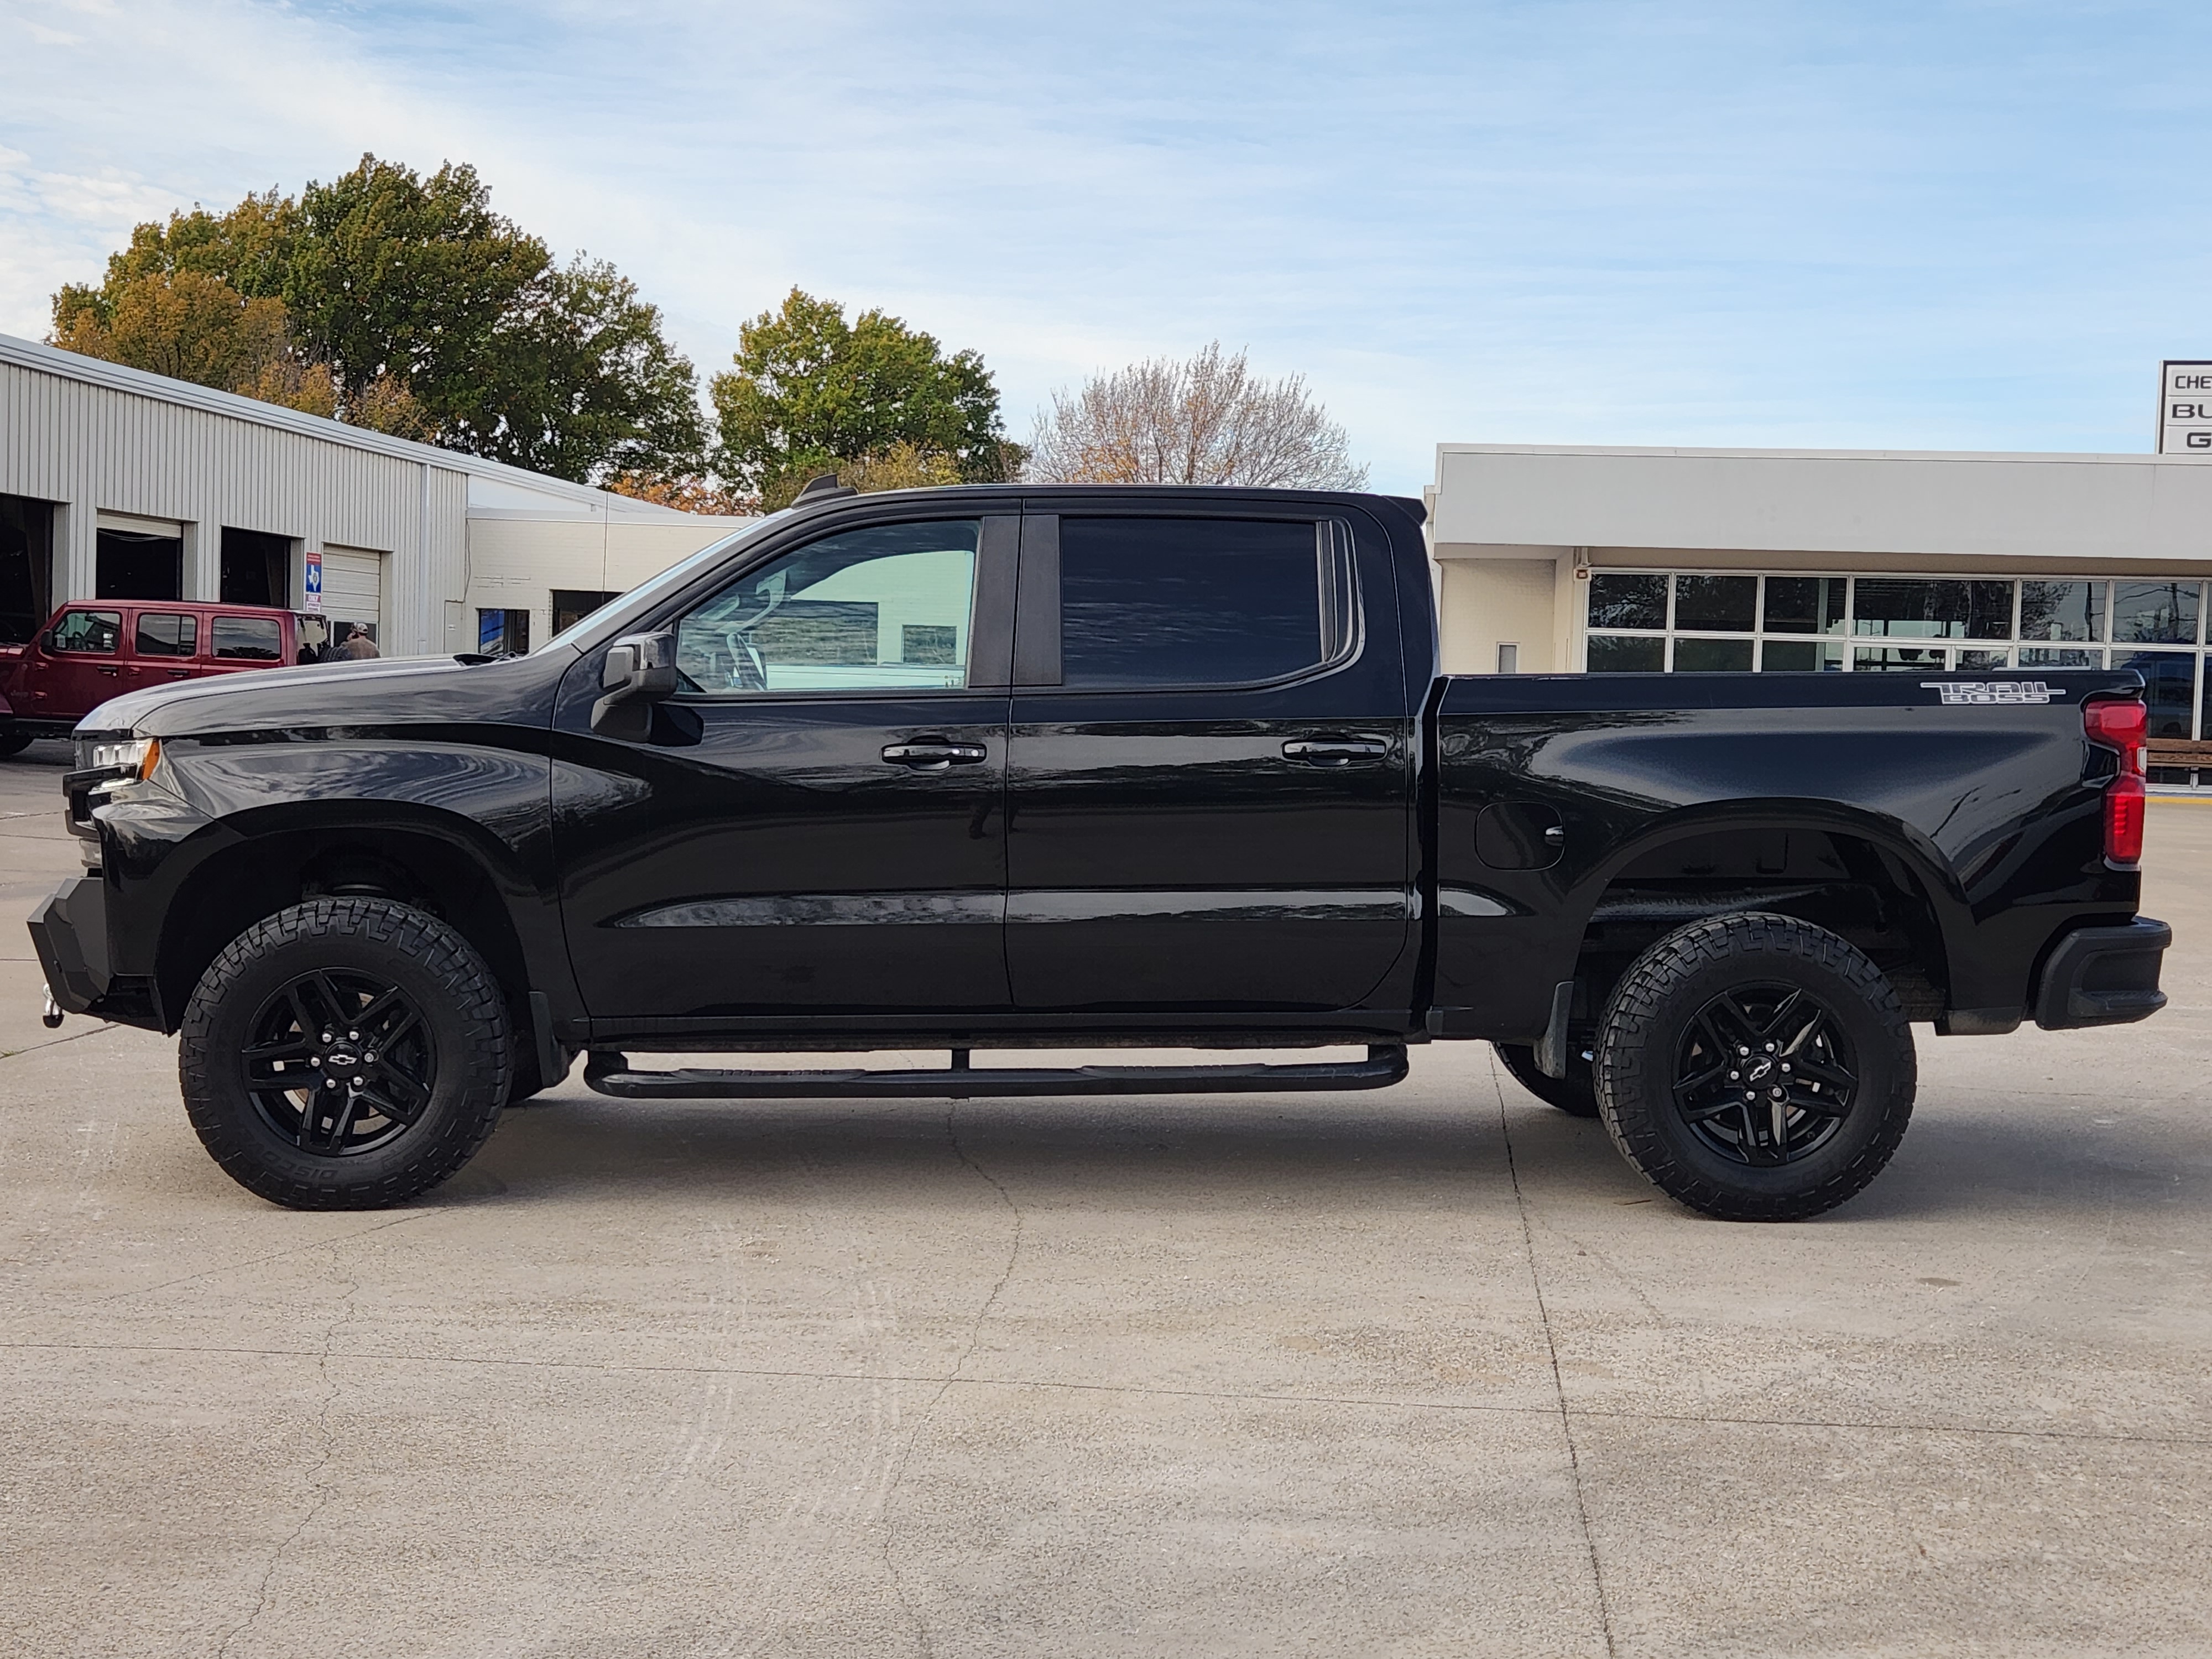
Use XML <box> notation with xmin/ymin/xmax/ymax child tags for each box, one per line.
<box><xmin>338</xmin><ymin>624</ymin><xmax>379</xmax><ymax>660</ymax></box>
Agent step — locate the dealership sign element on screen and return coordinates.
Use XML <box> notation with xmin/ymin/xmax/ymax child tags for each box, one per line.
<box><xmin>2159</xmin><ymin>361</ymin><xmax>2212</xmax><ymax>453</ymax></box>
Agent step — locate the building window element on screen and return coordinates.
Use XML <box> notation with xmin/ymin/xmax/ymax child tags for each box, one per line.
<box><xmin>1583</xmin><ymin>571</ymin><xmax>2212</xmax><ymax>777</ymax></box>
<box><xmin>551</xmin><ymin>588</ymin><xmax>621</xmax><ymax>634</ymax></box>
<box><xmin>96</xmin><ymin>527</ymin><xmax>182</xmax><ymax>601</ymax></box>
<box><xmin>221</xmin><ymin>528</ymin><xmax>293</xmax><ymax>608</ymax></box>
<box><xmin>477</xmin><ymin>608</ymin><xmax>531</xmax><ymax>656</ymax></box>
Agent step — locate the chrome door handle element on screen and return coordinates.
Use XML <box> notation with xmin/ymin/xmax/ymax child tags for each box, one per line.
<box><xmin>882</xmin><ymin>741</ymin><xmax>988</xmax><ymax>768</ymax></box>
<box><xmin>1282</xmin><ymin>736</ymin><xmax>1390</xmax><ymax>766</ymax></box>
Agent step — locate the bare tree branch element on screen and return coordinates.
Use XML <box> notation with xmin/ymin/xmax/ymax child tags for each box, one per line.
<box><xmin>1026</xmin><ymin>343</ymin><xmax>1368</xmax><ymax>489</ymax></box>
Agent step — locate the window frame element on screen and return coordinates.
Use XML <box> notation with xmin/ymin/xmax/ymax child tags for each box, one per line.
<box><xmin>133</xmin><ymin>611</ymin><xmax>199</xmax><ymax>659</ymax></box>
<box><xmin>1579</xmin><ymin>571</ymin><xmax>2212</xmax><ymax>752</ymax></box>
<box><xmin>664</xmin><ymin>511</ymin><xmax>1018</xmax><ymax>705</ymax></box>
<box><xmin>49</xmin><ymin>609</ymin><xmax>122</xmax><ymax>655</ymax></box>
<box><xmin>208</xmin><ymin>613</ymin><xmax>285</xmax><ymax>661</ymax></box>
<box><xmin>1014</xmin><ymin>511</ymin><xmax>1366</xmax><ymax>696</ymax></box>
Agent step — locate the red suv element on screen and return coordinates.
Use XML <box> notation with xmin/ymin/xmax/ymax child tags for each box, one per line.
<box><xmin>0</xmin><ymin>602</ymin><xmax>305</xmax><ymax>755</ymax></box>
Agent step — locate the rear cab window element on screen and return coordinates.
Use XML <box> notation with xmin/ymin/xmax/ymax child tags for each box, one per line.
<box><xmin>1056</xmin><ymin>517</ymin><xmax>1355</xmax><ymax>690</ymax></box>
<box><xmin>211</xmin><ymin>615</ymin><xmax>284</xmax><ymax>661</ymax></box>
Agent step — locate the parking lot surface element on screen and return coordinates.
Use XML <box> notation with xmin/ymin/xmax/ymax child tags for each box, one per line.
<box><xmin>3</xmin><ymin>735</ymin><xmax>2209</xmax><ymax>1656</ymax></box>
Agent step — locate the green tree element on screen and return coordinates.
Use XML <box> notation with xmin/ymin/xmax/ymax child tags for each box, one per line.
<box><xmin>711</xmin><ymin>289</ymin><xmax>1018</xmax><ymax>509</ymax></box>
<box><xmin>48</xmin><ymin>156</ymin><xmax>706</xmax><ymax>483</ymax></box>
<box><xmin>50</xmin><ymin>266</ymin><xmax>335</xmax><ymax>418</ymax></box>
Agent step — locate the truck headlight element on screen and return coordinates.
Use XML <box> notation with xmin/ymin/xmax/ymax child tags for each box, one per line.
<box><xmin>82</xmin><ymin>736</ymin><xmax>160</xmax><ymax>779</ymax></box>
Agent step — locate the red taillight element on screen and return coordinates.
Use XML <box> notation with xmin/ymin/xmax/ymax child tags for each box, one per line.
<box><xmin>2106</xmin><ymin>773</ymin><xmax>2147</xmax><ymax>865</ymax></box>
<box><xmin>2085</xmin><ymin>697</ymin><xmax>2149</xmax><ymax>867</ymax></box>
<box><xmin>2084</xmin><ymin>697</ymin><xmax>2147</xmax><ymax>773</ymax></box>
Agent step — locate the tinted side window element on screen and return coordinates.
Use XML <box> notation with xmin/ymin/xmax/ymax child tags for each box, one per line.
<box><xmin>136</xmin><ymin>613</ymin><xmax>198</xmax><ymax>657</ymax></box>
<box><xmin>212</xmin><ymin>616</ymin><xmax>283</xmax><ymax>660</ymax></box>
<box><xmin>51</xmin><ymin>611</ymin><xmax>121</xmax><ymax>654</ymax></box>
<box><xmin>1058</xmin><ymin>518</ymin><xmax>1340</xmax><ymax>690</ymax></box>
<box><xmin>676</xmin><ymin>520</ymin><xmax>979</xmax><ymax>696</ymax></box>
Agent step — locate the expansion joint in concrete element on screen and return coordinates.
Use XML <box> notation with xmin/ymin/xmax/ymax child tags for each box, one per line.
<box><xmin>1497</xmin><ymin>1059</ymin><xmax>1621</xmax><ymax>1659</ymax></box>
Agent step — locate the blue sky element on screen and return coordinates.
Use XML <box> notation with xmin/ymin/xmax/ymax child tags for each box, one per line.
<box><xmin>2</xmin><ymin>0</ymin><xmax>2209</xmax><ymax>492</ymax></box>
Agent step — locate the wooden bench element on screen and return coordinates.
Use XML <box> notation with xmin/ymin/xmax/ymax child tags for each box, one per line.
<box><xmin>2147</xmin><ymin>739</ymin><xmax>2212</xmax><ymax>769</ymax></box>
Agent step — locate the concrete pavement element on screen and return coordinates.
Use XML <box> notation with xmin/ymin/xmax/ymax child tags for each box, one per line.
<box><xmin>2</xmin><ymin>737</ymin><xmax>2209</xmax><ymax>1656</ymax></box>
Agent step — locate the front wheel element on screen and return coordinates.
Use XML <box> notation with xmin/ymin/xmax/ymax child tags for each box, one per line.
<box><xmin>0</xmin><ymin>727</ymin><xmax>33</xmax><ymax>758</ymax></box>
<box><xmin>179</xmin><ymin>898</ymin><xmax>512</xmax><ymax>1209</ymax></box>
<box><xmin>1593</xmin><ymin>912</ymin><xmax>1915</xmax><ymax>1222</ymax></box>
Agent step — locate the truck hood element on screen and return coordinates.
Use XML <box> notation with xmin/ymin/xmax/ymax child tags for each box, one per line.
<box><xmin>77</xmin><ymin>650</ymin><xmax>575</xmax><ymax>740</ymax></box>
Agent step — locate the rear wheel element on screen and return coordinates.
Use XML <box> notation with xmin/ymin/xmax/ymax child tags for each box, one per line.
<box><xmin>1593</xmin><ymin>912</ymin><xmax>1915</xmax><ymax>1222</ymax></box>
<box><xmin>1493</xmin><ymin>1041</ymin><xmax>1599</xmax><ymax>1117</ymax></box>
<box><xmin>0</xmin><ymin>728</ymin><xmax>33</xmax><ymax>758</ymax></box>
<box><xmin>179</xmin><ymin>898</ymin><xmax>511</xmax><ymax>1209</ymax></box>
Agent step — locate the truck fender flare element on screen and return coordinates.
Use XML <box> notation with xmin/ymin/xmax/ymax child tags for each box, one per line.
<box><xmin>1565</xmin><ymin>796</ymin><xmax>1973</xmax><ymax>978</ymax></box>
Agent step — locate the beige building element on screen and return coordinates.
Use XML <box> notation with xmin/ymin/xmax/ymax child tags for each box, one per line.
<box><xmin>0</xmin><ymin>332</ymin><xmax>747</xmax><ymax>659</ymax></box>
<box><xmin>1427</xmin><ymin>442</ymin><xmax>2212</xmax><ymax>768</ymax></box>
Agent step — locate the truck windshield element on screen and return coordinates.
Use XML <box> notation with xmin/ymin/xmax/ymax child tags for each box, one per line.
<box><xmin>533</xmin><ymin>515</ymin><xmax>783</xmax><ymax>657</ymax></box>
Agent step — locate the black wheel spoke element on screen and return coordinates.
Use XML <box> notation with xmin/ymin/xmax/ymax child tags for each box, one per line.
<box><xmin>298</xmin><ymin>1089</ymin><xmax>359</xmax><ymax>1153</ymax></box>
<box><xmin>1754</xmin><ymin>989</ymin><xmax>1806</xmax><ymax>1045</ymax></box>
<box><xmin>1672</xmin><ymin>978</ymin><xmax>1858</xmax><ymax>1168</ymax></box>
<box><xmin>243</xmin><ymin>966</ymin><xmax>437</xmax><ymax>1159</ymax></box>
<box><xmin>369</xmin><ymin>1069</ymin><xmax>429</xmax><ymax>1123</ymax></box>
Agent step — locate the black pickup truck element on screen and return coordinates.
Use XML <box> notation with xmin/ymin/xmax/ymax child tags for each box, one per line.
<box><xmin>29</xmin><ymin>483</ymin><xmax>2171</xmax><ymax>1221</ymax></box>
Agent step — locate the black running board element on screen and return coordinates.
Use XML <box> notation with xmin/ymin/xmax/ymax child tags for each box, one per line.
<box><xmin>583</xmin><ymin>1045</ymin><xmax>1410</xmax><ymax>1100</ymax></box>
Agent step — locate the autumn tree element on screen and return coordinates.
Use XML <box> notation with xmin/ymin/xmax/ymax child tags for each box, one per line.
<box><xmin>50</xmin><ymin>263</ymin><xmax>334</xmax><ymax>418</ymax></box>
<box><xmin>711</xmin><ymin>289</ymin><xmax>1018</xmax><ymax>510</ymax></box>
<box><xmin>49</xmin><ymin>156</ymin><xmax>705</xmax><ymax>483</ymax></box>
<box><xmin>1026</xmin><ymin>342</ymin><xmax>1367</xmax><ymax>489</ymax></box>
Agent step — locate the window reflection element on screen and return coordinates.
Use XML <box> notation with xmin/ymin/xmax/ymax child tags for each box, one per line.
<box><xmin>2019</xmin><ymin>581</ymin><xmax>2104</xmax><ymax>643</ymax></box>
<box><xmin>1852</xmin><ymin>579</ymin><xmax>2012</xmax><ymax>640</ymax></box>
<box><xmin>2111</xmin><ymin>582</ymin><xmax>2200</xmax><ymax>645</ymax></box>
<box><xmin>1587</xmin><ymin>573</ymin><xmax>1667</xmax><ymax>631</ymax></box>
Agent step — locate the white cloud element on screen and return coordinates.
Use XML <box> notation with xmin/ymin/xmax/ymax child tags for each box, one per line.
<box><xmin>3</xmin><ymin>0</ymin><xmax>2209</xmax><ymax>486</ymax></box>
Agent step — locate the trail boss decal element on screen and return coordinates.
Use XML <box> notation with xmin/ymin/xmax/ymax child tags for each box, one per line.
<box><xmin>1921</xmin><ymin>680</ymin><xmax>2062</xmax><ymax>706</ymax></box>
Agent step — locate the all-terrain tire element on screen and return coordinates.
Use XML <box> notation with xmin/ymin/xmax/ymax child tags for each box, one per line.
<box><xmin>1593</xmin><ymin>912</ymin><xmax>1915</xmax><ymax>1222</ymax></box>
<box><xmin>179</xmin><ymin>898</ymin><xmax>511</xmax><ymax>1209</ymax></box>
<box><xmin>1493</xmin><ymin>1041</ymin><xmax>1600</xmax><ymax>1117</ymax></box>
<box><xmin>0</xmin><ymin>727</ymin><xmax>34</xmax><ymax>758</ymax></box>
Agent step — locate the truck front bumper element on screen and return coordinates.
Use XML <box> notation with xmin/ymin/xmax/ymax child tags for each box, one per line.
<box><xmin>27</xmin><ymin>875</ymin><xmax>111</xmax><ymax>1016</ymax></box>
<box><xmin>2033</xmin><ymin>917</ymin><xmax>2171</xmax><ymax>1030</ymax></box>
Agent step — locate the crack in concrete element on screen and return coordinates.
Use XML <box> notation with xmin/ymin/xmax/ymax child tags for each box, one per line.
<box><xmin>0</xmin><ymin>1022</ymin><xmax>119</xmax><ymax>1063</ymax></box>
<box><xmin>1497</xmin><ymin>1069</ymin><xmax>1621</xmax><ymax>1659</ymax></box>
<box><xmin>7</xmin><ymin>1335</ymin><xmax>2210</xmax><ymax>1448</ymax></box>
<box><xmin>878</xmin><ymin>1099</ymin><xmax>1026</xmax><ymax>1658</ymax></box>
<box><xmin>95</xmin><ymin>1212</ymin><xmax>424</xmax><ymax>1303</ymax></box>
<box><xmin>215</xmin><ymin>1271</ymin><xmax>362</xmax><ymax>1659</ymax></box>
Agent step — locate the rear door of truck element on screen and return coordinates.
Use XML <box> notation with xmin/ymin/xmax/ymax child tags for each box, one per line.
<box><xmin>1003</xmin><ymin>500</ymin><xmax>1417</xmax><ymax>1013</ymax></box>
<box><xmin>123</xmin><ymin>606</ymin><xmax>200</xmax><ymax>696</ymax></box>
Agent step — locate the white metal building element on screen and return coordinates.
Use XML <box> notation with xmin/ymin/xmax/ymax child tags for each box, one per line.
<box><xmin>1428</xmin><ymin>442</ymin><xmax>2212</xmax><ymax>775</ymax></box>
<box><xmin>0</xmin><ymin>332</ymin><xmax>748</xmax><ymax>659</ymax></box>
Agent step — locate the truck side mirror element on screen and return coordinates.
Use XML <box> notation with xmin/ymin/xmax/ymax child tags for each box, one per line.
<box><xmin>591</xmin><ymin>632</ymin><xmax>680</xmax><ymax>741</ymax></box>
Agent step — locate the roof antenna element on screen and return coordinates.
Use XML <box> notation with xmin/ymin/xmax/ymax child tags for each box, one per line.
<box><xmin>792</xmin><ymin>472</ymin><xmax>857</xmax><ymax>505</ymax></box>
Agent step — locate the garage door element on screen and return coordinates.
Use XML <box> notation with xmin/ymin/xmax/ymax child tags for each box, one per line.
<box><xmin>320</xmin><ymin>546</ymin><xmax>387</xmax><ymax>645</ymax></box>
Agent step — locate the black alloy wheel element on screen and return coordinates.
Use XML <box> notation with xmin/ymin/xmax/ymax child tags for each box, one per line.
<box><xmin>241</xmin><ymin>968</ymin><xmax>438</xmax><ymax>1157</ymax></box>
<box><xmin>1671</xmin><ymin>983</ymin><xmax>1856</xmax><ymax>1166</ymax></box>
<box><xmin>1593</xmin><ymin>912</ymin><xmax>1915</xmax><ymax>1222</ymax></box>
<box><xmin>180</xmin><ymin>898</ymin><xmax>511</xmax><ymax>1209</ymax></box>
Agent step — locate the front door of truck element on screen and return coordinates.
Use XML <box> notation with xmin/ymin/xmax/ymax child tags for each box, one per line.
<box><xmin>37</xmin><ymin>608</ymin><xmax>125</xmax><ymax>720</ymax></box>
<box><xmin>554</xmin><ymin>514</ymin><xmax>1017</xmax><ymax>1020</ymax></box>
<box><xmin>1004</xmin><ymin>507</ymin><xmax>1416</xmax><ymax>1013</ymax></box>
